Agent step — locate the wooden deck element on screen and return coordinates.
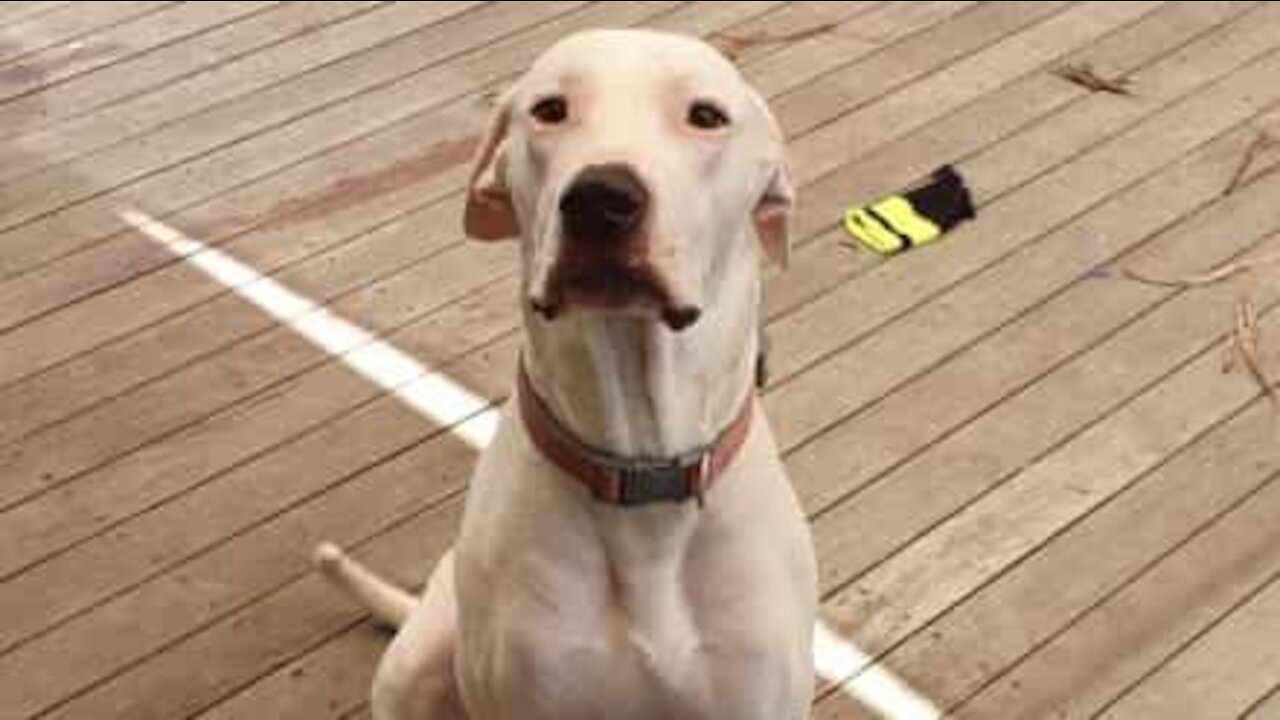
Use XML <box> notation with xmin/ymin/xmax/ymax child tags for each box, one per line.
<box><xmin>2</xmin><ymin>2</ymin><xmax>1279</xmax><ymax>718</ymax></box>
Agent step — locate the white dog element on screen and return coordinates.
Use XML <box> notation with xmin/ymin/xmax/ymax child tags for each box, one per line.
<box><xmin>316</xmin><ymin>28</ymin><xmax>817</xmax><ymax>720</ymax></box>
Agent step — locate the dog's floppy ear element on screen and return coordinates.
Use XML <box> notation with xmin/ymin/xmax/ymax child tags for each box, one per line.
<box><xmin>463</xmin><ymin>93</ymin><xmax>519</xmax><ymax>241</ymax></box>
<box><xmin>755</xmin><ymin>162</ymin><xmax>795</xmax><ymax>268</ymax></box>
<box><xmin>748</xmin><ymin>89</ymin><xmax>795</xmax><ymax>268</ymax></box>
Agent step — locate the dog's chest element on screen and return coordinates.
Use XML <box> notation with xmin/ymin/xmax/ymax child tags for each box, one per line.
<box><xmin>459</xmin><ymin>583</ymin><xmax>793</xmax><ymax>720</ymax></box>
<box><xmin>456</xmin><ymin>536</ymin><xmax>802</xmax><ymax>720</ymax></box>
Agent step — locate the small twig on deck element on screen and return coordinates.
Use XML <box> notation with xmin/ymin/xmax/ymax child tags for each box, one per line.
<box><xmin>1121</xmin><ymin>250</ymin><xmax>1280</xmax><ymax>289</ymax></box>
<box><xmin>1051</xmin><ymin>62</ymin><xmax>1132</xmax><ymax>95</ymax></box>
<box><xmin>1229</xmin><ymin>296</ymin><xmax>1277</xmax><ymax>405</ymax></box>
<box><xmin>707</xmin><ymin>22</ymin><xmax>838</xmax><ymax>62</ymax></box>
<box><xmin>1223</xmin><ymin>130</ymin><xmax>1277</xmax><ymax>196</ymax></box>
<box><xmin>1222</xmin><ymin>341</ymin><xmax>1238</xmax><ymax>374</ymax></box>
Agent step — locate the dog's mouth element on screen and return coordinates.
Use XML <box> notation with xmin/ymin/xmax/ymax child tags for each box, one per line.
<box><xmin>530</xmin><ymin>256</ymin><xmax>701</xmax><ymax>331</ymax></box>
<box><xmin>529</xmin><ymin>165</ymin><xmax>702</xmax><ymax>331</ymax></box>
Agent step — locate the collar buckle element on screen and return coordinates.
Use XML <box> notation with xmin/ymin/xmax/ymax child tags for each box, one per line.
<box><xmin>517</xmin><ymin>359</ymin><xmax>752</xmax><ymax>508</ymax></box>
<box><xmin>608</xmin><ymin>448</ymin><xmax>710</xmax><ymax>507</ymax></box>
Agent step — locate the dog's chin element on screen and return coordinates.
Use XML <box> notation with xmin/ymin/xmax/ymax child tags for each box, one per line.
<box><xmin>530</xmin><ymin>263</ymin><xmax>701</xmax><ymax>331</ymax></box>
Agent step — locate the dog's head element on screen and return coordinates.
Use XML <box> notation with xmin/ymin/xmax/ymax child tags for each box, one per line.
<box><xmin>463</xmin><ymin>29</ymin><xmax>793</xmax><ymax>332</ymax></box>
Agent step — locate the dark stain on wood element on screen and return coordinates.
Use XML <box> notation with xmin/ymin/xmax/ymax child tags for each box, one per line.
<box><xmin>14</xmin><ymin>136</ymin><xmax>485</xmax><ymax>326</ymax></box>
<box><xmin>204</xmin><ymin>135</ymin><xmax>480</xmax><ymax>239</ymax></box>
<box><xmin>0</xmin><ymin>42</ymin><xmax>124</xmax><ymax>87</ymax></box>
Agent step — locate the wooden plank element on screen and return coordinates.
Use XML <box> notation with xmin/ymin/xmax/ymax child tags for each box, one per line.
<box><xmin>0</xmin><ymin>1</ymin><xmax>455</xmax><ymax>180</ymax></box>
<box><xmin>0</xmin><ymin>1</ymin><xmax>384</xmax><ymax>147</ymax></box>
<box><xmin>1096</xmin><ymin>575</ymin><xmax>1280</xmax><ymax>720</ymax></box>
<box><xmin>0</xmin><ymin>333</ymin><xmax>516</xmax><ymax>708</ymax></box>
<box><xmin>0</xmin><ymin>0</ymin><xmax>853</xmax><ymax>186</ymax></box>
<box><xmin>803</xmin><ymin>179</ymin><xmax>1280</xmax><ymax>594</ymax></box>
<box><xmin>945</xmin><ymin>411</ymin><xmax>1280</xmax><ymax>718</ymax></box>
<box><xmin>858</xmin><ymin>339</ymin><xmax>1280</xmax><ymax>717</ymax></box>
<box><xmin>775</xmin><ymin>1</ymin><xmax>1280</xmax><ymax>510</ymax></box>
<box><xmin>801</xmin><ymin>127</ymin><xmax>1280</xmax><ymax>710</ymax></box>
<box><xmin>0</xmin><ymin>327</ymin><xmax>519</xmax><ymax>644</ymax></box>
<box><xmin>0</xmin><ymin>244</ymin><xmax>516</xmax><ymax>582</ymax></box>
<box><xmin>0</xmin><ymin>200</ymin><xmax>464</xmax><ymax>445</ymax></box>
<box><xmin>810</xmin><ymin>272</ymin><xmax>1280</xmax><ymax>713</ymax></box>
<box><xmin>1245</xmin><ymin>687</ymin><xmax>1280</xmax><ymax>720</ymax></box>
<box><xmin>0</xmin><ymin>2</ymin><xmax>72</xmax><ymax>27</ymax></box>
<box><xmin>42</xmin><ymin>494</ymin><xmax>469</xmax><ymax>720</ymax></box>
<box><xmin>0</xmin><ymin>2</ymin><xmax>170</xmax><ymax>65</ymax></box>
<box><xmin>784</xmin><ymin>0</ymin><xmax>1160</xmax><ymax>183</ymax></box>
<box><xmin>190</xmin><ymin>613</ymin><xmax>387</xmax><ymax>719</ymax></box>
<box><xmin>0</xmin><ymin>0</ymin><xmax>573</xmax><ymax>280</ymax></box>
<box><xmin>767</xmin><ymin>0</ymin><xmax>1269</xmax><ymax>319</ymax></box>
<box><xmin>742</xmin><ymin>0</ymin><xmax>981</xmax><ymax>98</ymax></box>
<box><xmin>826</xmin><ymin>459</ymin><xmax>1280</xmax><ymax>719</ymax></box>
<box><xmin>764</xmin><ymin>40</ymin><xmax>1280</xmax><ymax>480</ymax></box>
<box><xmin>697</xmin><ymin>1</ymin><xmax>897</xmax><ymax>71</ymax></box>
<box><xmin>771</xmin><ymin>0</ymin><xmax>1270</xmax><ymax>363</ymax></box>
<box><xmin>772</xmin><ymin>1</ymin><xmax>1068</xmax><ymax>139</ymax></box>
<box><xmin>0</xmin><ymin>0</ymin><xmax>592</xmax><ymax>374</ymax></box>
<box><xmin>0</xmin><ymin>0</ymin><xmax>494</xmax><ymax>245</ymax></box>
<box><xmin>0</xmin><ymin>1</ymin><xmax>278</xmax><ymax>102</ymax></box>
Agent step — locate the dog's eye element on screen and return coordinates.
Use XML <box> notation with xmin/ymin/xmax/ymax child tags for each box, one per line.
<box><xmin>530</xmin><ymin>95</ymin><xmax>568</xmax><ymax>124</ymax></box>
<box><xmin>687</xmin><ymin>101</ymin><xmax>730</xmax><ymax>130</ymax></box>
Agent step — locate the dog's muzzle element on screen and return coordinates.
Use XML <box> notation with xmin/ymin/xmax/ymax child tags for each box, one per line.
<box><xmin>531</xmin><ymin>164</ymin><xmax>702</xmax><ymax>331</ymax></box>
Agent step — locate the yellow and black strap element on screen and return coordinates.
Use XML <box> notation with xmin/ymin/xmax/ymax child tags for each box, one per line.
<box><xmin>843</xmin><ymin>165</ymin><xmax>975</xmax><ymax>256</ymax></box>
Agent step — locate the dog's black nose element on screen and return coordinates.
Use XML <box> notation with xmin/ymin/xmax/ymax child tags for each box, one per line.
<box><xmin>559</xmin><ymin>165</ymin><xmax>649</xmax><ymax>244</ymax></box>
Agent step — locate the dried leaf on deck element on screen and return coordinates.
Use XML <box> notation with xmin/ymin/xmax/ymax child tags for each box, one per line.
<box><xmin>1051</xmin><ymin>62</ymin><xmax>1132</xmax><ymax>95</ymax></box>
<box><xmin>1223</xmin><ymin>130</ymin><xmax>1277</xmax><ymax>196</ymax></box>
<box><xmin>1229</xmin><ymin>296</ymin><xmax>1277</xmax><ymax>405</ymax></box>
<box><xmin>707</xmin><ymin>22</ymin><xmax>838</xmax><ymax>63</ymax></box>
<box><xmin>1121</xmin><ymin>250</ymin><xmax>1280</xmax><ymax>289</ymax></box>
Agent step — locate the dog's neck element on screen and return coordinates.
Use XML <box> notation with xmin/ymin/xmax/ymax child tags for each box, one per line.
<box><xmin>521</xmin><ymin>261</ymin><xmax>759</xmax><ymax>459</ymax></box>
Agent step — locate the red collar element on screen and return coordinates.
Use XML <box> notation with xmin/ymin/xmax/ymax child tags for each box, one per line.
<box><xmin>517</xmin><ymin>365</ymin><xmax>754</xmax><ymax>506</ymax></box>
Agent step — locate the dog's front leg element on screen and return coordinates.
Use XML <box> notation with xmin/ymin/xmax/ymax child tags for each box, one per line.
<box><xmin>370</xmin><ymin>550</ymin><xmax>468</xmax><ymax>720</ymax></box>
